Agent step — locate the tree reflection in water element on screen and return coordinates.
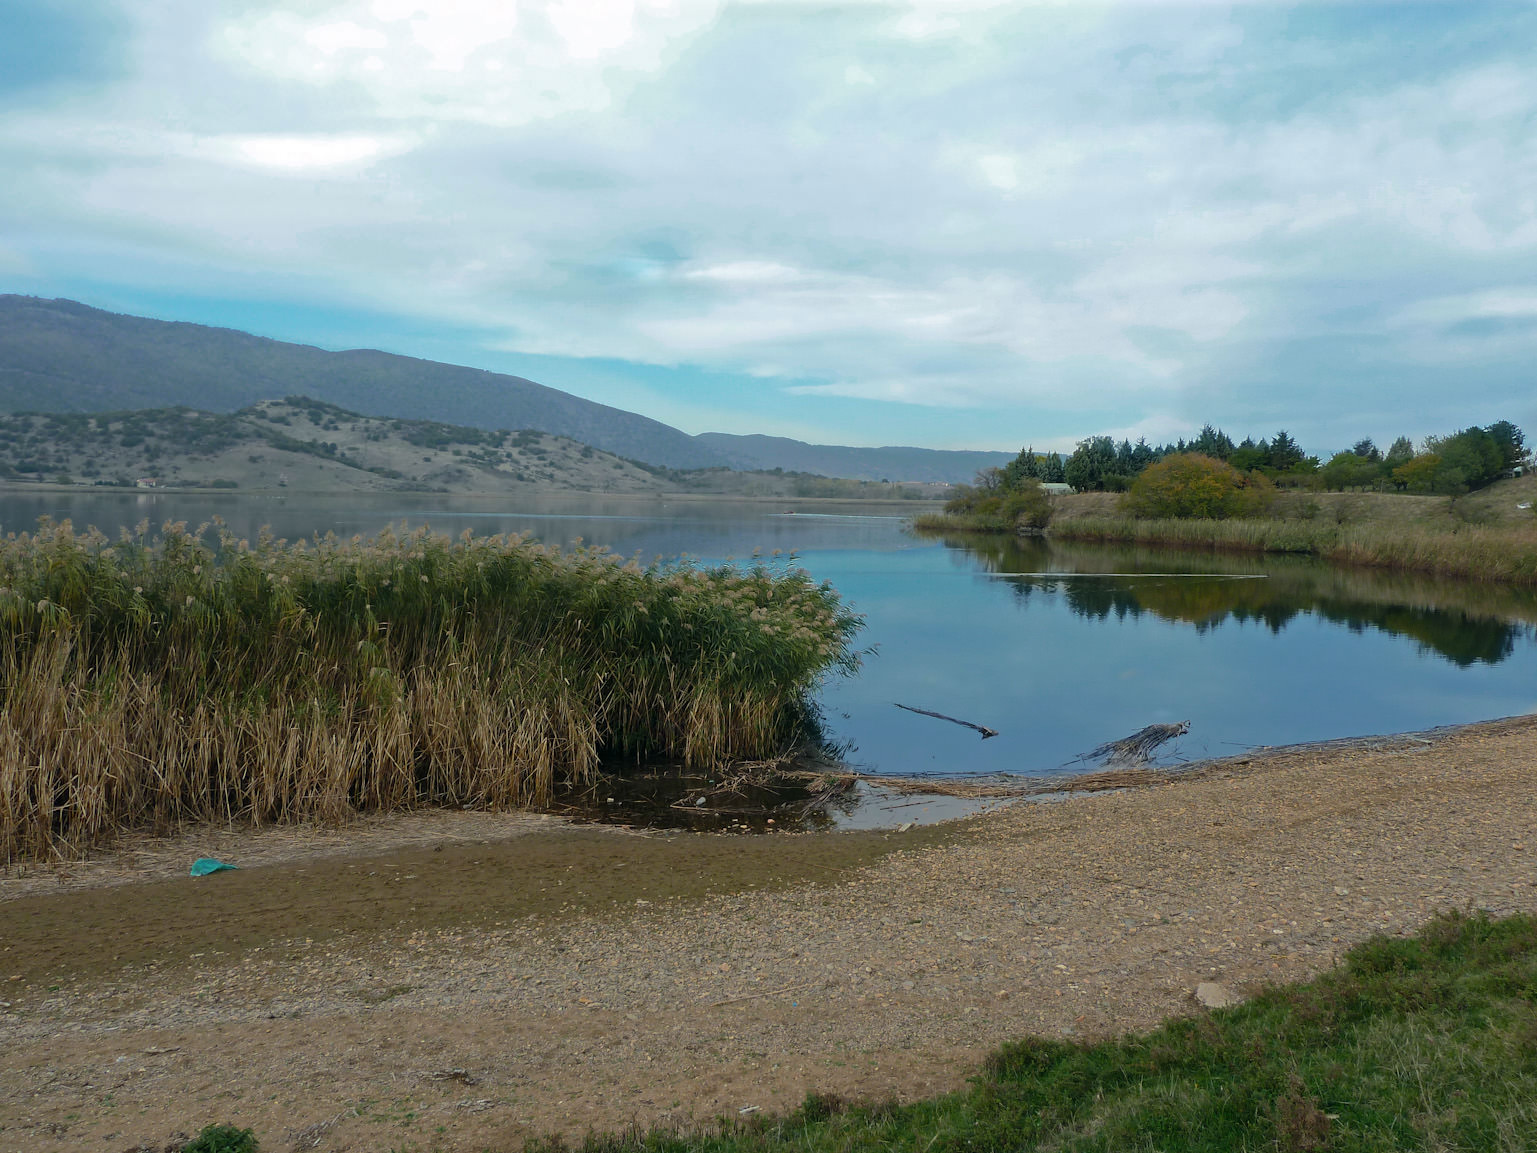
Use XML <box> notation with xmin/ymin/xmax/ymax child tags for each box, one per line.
<box><xmin>925</xmin><ymin>533</ymin><xmax>1537</xmax><ymax>668</ymax></box>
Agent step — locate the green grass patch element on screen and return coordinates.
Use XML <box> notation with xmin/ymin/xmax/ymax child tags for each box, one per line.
<box><xmin>910</xmin><ymin>511</ymin><xmax>1018</xmax><ymax>534</ymax></box>
<box><xmin>531</xmin><ymin>911</ymin><xmax>1537</xmax><ymax>1153</ymax></box>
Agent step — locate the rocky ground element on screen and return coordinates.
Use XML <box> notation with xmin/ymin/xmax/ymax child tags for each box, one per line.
<box><xmin>2</xmin><ymin>716</ymin><xmax>1534</xmax><ymax>1153</ymax></box>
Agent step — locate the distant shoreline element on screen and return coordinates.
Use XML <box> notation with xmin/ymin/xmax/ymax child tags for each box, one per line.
<box><xmin>0</xmin><ymin>479</ymin><xmax>948</xmax><ymax>508</ymax></box>
<box><xmin>913</xmin><ymin>483</ymin><xmax>1537</xmax><ymax>585</ymax></box>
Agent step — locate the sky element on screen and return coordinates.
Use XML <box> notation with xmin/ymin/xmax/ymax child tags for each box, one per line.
<box><xmin>2</xmin><ymin>0</ymin><xmax>1535</xmax><ymax>453</ymax></box>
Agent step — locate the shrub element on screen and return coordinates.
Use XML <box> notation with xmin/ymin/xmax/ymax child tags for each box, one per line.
<box><xmin>942</xmin><ymin>478</ymin><xmax>1053</xmax><ymax>532</ymax></box>
<box><xmin>1124</xmin><ymin>453</ymin><xmax>1271</xmax><ymax>520</ymax></box>
<box><xmin>182</xmin><ymin>1124</ymin><xmax>259</xmax><ymax>1153</ymax></box>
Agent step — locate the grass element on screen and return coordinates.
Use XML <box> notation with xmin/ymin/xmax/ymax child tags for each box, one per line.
<box><xmin>916</xmin><ymin>483</ymin><xmax>1537</xmax><ymax>585</ymax></box>
<box><xmin>1051</xmin><ymin>516</ymin><xmax>1537</xmax><ymax>584</ymax></box>
<box><xmin>910</xmin><ymin>511</ymin><xmax>1017</xmax><ymax>534</ymax></box>
<box><xmin>0</xmin><ymin>519</ymin><xmax>860</xmax><ymax>861</ymax></box>
<box><xmin>529</xmin><ymin>910</ymin><xmax>1537</xmax><ymax>1153</ymax></box>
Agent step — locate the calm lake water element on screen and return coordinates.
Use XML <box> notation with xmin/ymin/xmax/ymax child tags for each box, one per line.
<box><xmin>5</xmin><ymin>489</ymin><xmax>1536</xmax><ymax>780</ymax></box>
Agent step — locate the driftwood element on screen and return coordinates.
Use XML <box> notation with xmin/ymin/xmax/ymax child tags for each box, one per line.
<box><xmin>895</xmin><ymin>703</ymin><xmax>999</xmax><ymax>739</ymax></box>
<box><xmin>1085</xmin><ymin>721</ymin><xmax>1190</xmax><ymax>765</ymax></box>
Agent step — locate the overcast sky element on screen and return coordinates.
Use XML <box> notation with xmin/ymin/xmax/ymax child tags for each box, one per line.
<box><xmin>3</xmin><ymin>1</ymin><xmax>1535</xmax><ymax>452</ymax></box>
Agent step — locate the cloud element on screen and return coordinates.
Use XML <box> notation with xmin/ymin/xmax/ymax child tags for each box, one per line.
<box><xmin>1396</xmin><ymin>289</ymin><xmax>1537</xmax><ymax>328</ymax></box>
<box><xmin>216</xmin><ymin>0</ymin><xmax>723</xmax><ymax>126</ymax></box>
<box><xmin>3</xmin><ymin>0</ymin><xmax>1537</xmax><ymax>450</ymax></box>
<box><xmin>218</xmin><ymin>133</ymin><xmax>417</xmax><ymax>170</ymax></box>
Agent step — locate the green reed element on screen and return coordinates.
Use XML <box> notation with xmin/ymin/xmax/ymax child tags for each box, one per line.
<box><xmin>0</xmin><ymin>520</ymin><xmax>861</xmax><ymax>860</ymax></box>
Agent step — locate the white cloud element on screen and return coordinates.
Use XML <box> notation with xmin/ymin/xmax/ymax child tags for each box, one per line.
<box><xmin>1396</xmin><ymin>289</ymin><xmax>1537</xmax><ymax>328</ymax></box>
<box><xmin>6</xmin><ymin>0</ymin><xmax>1537</xmax><ymax>446</ymax></box>
<box><xmin>683</xmin><ymin>260</ymin><xmax>805</xmax><ymax>284</ymax></box>
<box><xmin>976</xmin><ymin>153</ymin><xmax>1018</xmax><ymax>191</ymax></box>
<box><xmin>217</xmin><ymin>0</ymin><xmax>722</xmax><ymax>126</ymax></box>
<box><xmin>225</xmin><ymin>133</ymin><xmax>414</xmax><ymax>170</ymax></box>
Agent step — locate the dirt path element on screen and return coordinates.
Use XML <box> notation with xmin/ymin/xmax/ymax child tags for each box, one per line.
<box><xmin>3</xmin><ymin>717</ymin><xmax>1535</xmax><ymax>1153</ymax></box>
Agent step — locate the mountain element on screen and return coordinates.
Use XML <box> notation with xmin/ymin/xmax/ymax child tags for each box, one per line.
<box><xmin>0</xmin><ymin>295</ymin><xmax>722</xmax><ymax>469</ymax></box>
<box><xmin>0</xmin><ymin>396</ymin><xmax>675</xmax><ymax>494</ymax></box>
<box><xmin>0</xmin><ymin>295</ymin><xmax>1010</xmax><ymax>483</ymax></box>
<box><xmin>695</xmin><ymin>432</ymin><xmax>1010</xmax><ymax>484</ymax></box>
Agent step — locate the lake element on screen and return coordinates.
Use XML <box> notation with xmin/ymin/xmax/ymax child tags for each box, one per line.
<box><xmin>4</xmin><ymin>489</ymin><xmax>1536</xmax><ymax>782</ymax></box>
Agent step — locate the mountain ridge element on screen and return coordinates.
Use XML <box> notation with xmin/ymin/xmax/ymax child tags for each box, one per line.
<box><xmin>0</xmin><ymin>295</ymin><xmax>1008</xmax><ymax>483</ymax></box>
<box><xmin>696</xmin><ymin>431</ymin><xmax>1011</xmax><ymax>484</ymax></box>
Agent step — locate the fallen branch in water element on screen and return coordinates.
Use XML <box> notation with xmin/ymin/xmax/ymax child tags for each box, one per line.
<box><xmin>895</xmin><ymin>703</ymin><xmax>999</xmax><ymax>739</ymax></box>
<box><xmin>1085</xmin><ymin>721</ymin><xmax>1191</xmax><ymax>765</ymax></box>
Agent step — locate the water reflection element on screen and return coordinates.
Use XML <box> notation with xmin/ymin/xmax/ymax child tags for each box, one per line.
<box><xmin>930</xmin><ymin>533</ymin><xmax>1537</xmax><ymax>668</ymax></box>
<box><xmin>3</xmin><ymin>490</ymin><xmax>1534</xmax><ymax>777</ymax></box>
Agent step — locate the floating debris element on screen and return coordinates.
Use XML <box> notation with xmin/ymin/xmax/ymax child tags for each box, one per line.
<box><xmin>1084</xmin><ymin>721</ymin><xmax>1191</xmax><ymax>765</ymax></box>
<box><xmin>895</xmin><ymin>703</ymin><xmax>999</xmax><ymax>739</ymax></box>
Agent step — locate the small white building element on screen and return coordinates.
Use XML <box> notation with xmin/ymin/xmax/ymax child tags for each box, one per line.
<box><xmin>135</xmin><ymin>477</ymin><xmax>158</xmax><ymax>489</ymax></box>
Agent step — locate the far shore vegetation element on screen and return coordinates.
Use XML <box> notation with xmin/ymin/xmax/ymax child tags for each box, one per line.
<box><xmin>0</xmin><ymin>519</ymin><xmax>861</xmax><ymax>861</ymax></box>
<box><xmin>524</xmin><ymin>909</ymin><xmax>1537</xmax><ymax>1153</ymax></box>
<box><xmin>917</xmin><ymin>420</ymin><xmax>1537</xmax><ymax>584</ymax></box>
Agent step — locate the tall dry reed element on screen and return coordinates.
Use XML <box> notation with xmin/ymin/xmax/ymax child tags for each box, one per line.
<box><xmin>0</xmin><ymin>519</ymin><xmax>861</xmax><ymax>859</ymax></box>
<box><xmin>1046</xmin><ymin>517</ymin><xmax>1537</xmax><ymax>584</ymax></box>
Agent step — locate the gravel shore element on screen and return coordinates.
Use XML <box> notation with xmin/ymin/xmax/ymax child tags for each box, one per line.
<box><xmin>3</xmin><ymin>715</ymin><xmax>1534</xmax><ymax>1152</ymax></box>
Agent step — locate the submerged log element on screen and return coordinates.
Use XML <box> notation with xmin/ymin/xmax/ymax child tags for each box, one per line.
<box><xmin>895</xmin><ymin>703</ymin><xmax>999</xmax><ymax>739</ymax></box>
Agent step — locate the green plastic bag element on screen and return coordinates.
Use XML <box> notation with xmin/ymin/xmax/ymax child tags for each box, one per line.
<box><xmin>190</xmin><ymin>858</ymin><xmax>238</xmax><ymax>877</ymax></box>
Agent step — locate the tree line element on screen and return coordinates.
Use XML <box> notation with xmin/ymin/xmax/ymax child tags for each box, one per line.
<box><xmin>1001</xmin><ymin>421</ymin><xmax>1527</xmax><ymax>496</ymax></box>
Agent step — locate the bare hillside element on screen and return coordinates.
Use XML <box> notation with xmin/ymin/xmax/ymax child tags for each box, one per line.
<box><xmin>0</xmin><ymin>397</ymin><xmax>671</xmax><ymax>494</ymax></box>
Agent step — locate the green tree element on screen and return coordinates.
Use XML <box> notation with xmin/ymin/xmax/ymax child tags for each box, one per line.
<box><xmin>1351</xmin><ymin>438</ymin><xmax>1381</xmax><ymax>462</ymax></box>
<box><xmin>1320</xmin><ymin>451</ymin><xmax>1382</xmax><ymax>491</ymax></box>
<box><xmin>1384</xmin><ymin>436</ymin><xmax>1415</xmax><ymax>469</ymax></box>
<box><xmin>1268</xmin><ymin>430</ymin><xmax>1304</xmax><ymax>471</ymax></box>
<box><xmin>1001</xmin><ymin>445</ymin><xmax>1040</xmax><ymax>487</ymax></box>
<box><xmin>1063</xmin><ymin>436</ymin><xmax>1118</xmax><ymax>491</ymax></box>
<box><xmin>1425</xmin><ymin>427</ymin><xmax>1503</xmax><ymax>492</ymax></box>
<box><xmin>1124</xmin><ymin>453</ymin><xmax>1270</xmax><ymax>519</ymax></box>
<box><xmin>1486</xmin><ymin>420</ymin><xmax>1527</xmax><ymax>473</ymax></box>
<box><xmin>1392</xmin><ymin>453</ymin><xmax>1442</xmax><ymax>493</ymax></box>
<box><xmin>1228</xmin><ymin>437</ymin><xmax>1267</xmax><ymax>472</ymax></box>
<box><xmin>1189</xmin><ymin>425</ymin><xmax>1235</xmax><ymax>460</ymax></box>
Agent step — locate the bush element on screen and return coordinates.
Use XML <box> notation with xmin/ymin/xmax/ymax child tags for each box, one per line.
<box><xmin>942</xmin><ymin>477</ymin><xmax>1053</xmax><ymax>532</ymax></box>
<box><xmin>182</xmin><ymin>1124</ymin><xmax>259</xmax><ymax>1153</ymax></box>
<box><xmin>1124</xmin><ymin>453</ymin><xmax>1271</xmax><ymax>520</ymax></box>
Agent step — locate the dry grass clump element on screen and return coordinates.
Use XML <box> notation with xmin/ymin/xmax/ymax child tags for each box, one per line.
<box><xmin>0</xmin><ymin>519</ymin><xmax>861</xmax><ymax>860</ymax></box>
<box><xmin>1051</xmin><ymin>516</ymin><xmax>1537</xmax><ymax>584</ymax></box>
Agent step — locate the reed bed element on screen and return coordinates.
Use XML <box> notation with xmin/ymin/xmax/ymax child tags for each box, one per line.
<box><xmin>1048</xmin><ymin>516</ymin><xmax>1537</xmax><ymax>584</ymax></box>
<box><xmin>909</xmin><ymin>511</ymin><xmax>1013</xmax><ymax>534</ymax></box>
<box><xmin>0</xmin><ymin>520</ymin><xmax>861</xmax><ymax>860</ymax></box>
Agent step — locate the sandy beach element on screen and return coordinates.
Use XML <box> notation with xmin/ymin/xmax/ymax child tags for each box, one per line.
<box><xmin>2</xmin><ymin>715</ymin><xmax>1534</xmax><ymax>1152</ymax></box>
